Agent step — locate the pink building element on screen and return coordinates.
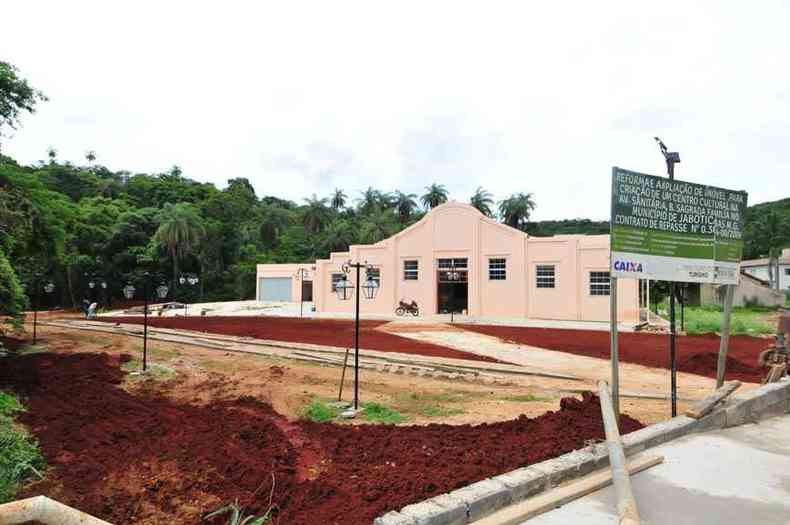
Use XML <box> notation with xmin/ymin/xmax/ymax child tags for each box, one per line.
<box><xmin>256</xmin><ymin>202</ymin><xmax>639</xmax><ymax>323</ymax></box>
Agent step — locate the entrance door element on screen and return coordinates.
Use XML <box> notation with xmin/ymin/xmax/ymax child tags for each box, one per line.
<box><xmin>436</xmin><ymin>258</ymin><xmax>468</xmax><ymax>313</ymax></box>
<box><xmin>301</xmin><ymin>281</ymin><xmax>313</xmax><ymax>302</ymax></box>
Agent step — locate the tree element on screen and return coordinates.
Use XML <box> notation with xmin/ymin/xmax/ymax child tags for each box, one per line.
<box><xmin>302</xmin><ymin>195</ymin><xmax>330</xmax><ymax>234</ymax></box>
<box><xmin>330</xmin><ymin>188</ymin><xmax>347</xmax><ymax>211</ymax></box>
<box><xmin>0</xmin><ymin>247</ymin><xmax>26</xmax><ymax>322</ymax></box>
<box><xmin>85</xmin><ymin>150</ymin><xmax>97</xmax><ymax>165</ymax></box>
<box><xmin>421</xmin><ymin>183</ymin><xmax>448</xmax><ymax>209</ymax></box>
<box><xmin>322</xmin><ymin>218</ymin><xmax>355</xmax><ymax>252</ymax></box>
<box><xmin>393</xmin><ymin>191</ymin><xmax>418</xmax><ymax>223</ymax></box>
<box><xmin>357</xmin><ymin>187</ymin><xmax>389</xmax><ymax>215</ymax></box>
<box><xmin>470</xmin><ymin>187</ymin><xmax>494</xmax><ymax>217</ymax></box>
<box><xmin>499</xmin><ymin>192</ymin><xmax>536</xmax><ymax>231</ymax></box>
<box><xmin>0</xmin><ymin>61</ymin><xmax>47</xmax><ymax>151</ymax></box>
<box><xmin>153</xmin><ymin>203</ymin><xmax>205</xmax><ymax>289</ymax></box>
<box><xmin>46</xmin><ymin>147</ymin><xmax>57</xmax><ymax>163</ymax></box>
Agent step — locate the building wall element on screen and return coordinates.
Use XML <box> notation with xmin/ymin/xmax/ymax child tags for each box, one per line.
<box><xmin>255</xmin><ymin>263</ymin><xmax>314</xmax><ymax>303</ymax></box>
<box><xmin>258</xmin><ymin>202</ymin><xmax>640</xmax><ymax>323</ymax></box>
<box><xmin>742</xmin><ymin>264</ymin><xmax>790</xmax><ymax>292</ymax></box>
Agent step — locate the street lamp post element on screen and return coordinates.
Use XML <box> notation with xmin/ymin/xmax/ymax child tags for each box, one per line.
<box><xmin>123</xmin><ymin>275</ymin><xmax>168</xmax><ymax>372</ymax></box>
<box><xmin>655</xmin><ymin>137</ymin><xmax>681</xmax><ymax>417</ymax></box>
<box><xmin>295</xmin><ymin>268</ymin><xmax>310</xmax><ymax>318</ymax></box>
<box><xmin>335</xmin><ymin>260</ymin><xmax>380</xmax><ymax>411</ymax></box>
<box><xmin>178</xmin><ymin>274</ymin><xmax>199</xmax><ymax>316</ymax></box>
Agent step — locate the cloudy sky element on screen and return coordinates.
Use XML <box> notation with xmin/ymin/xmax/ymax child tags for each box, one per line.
<box><xmin>3</xmin><ymin>1</ymin><xmax>789</xmax><ymax>219</ymax></box>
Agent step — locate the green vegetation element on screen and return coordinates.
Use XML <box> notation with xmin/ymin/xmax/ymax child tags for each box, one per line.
<box><xmin>415</xmin><ymin>405</ymin><xmax>465</xmax><ymax>418</ymax></box>
<box><xmin>0</xmin><ymin>391</ymin><xmax>46</xmax><ymax>503</ymax></box>
<box><xmin>361</xmin><ymin>402</ymin><xmax>407</xmax><ymax>424</ymax></box>
<box><xmin>657</xmin><ymin>303</ymin><xmax>777</xmax><ymax>336</ymax></box>
<box><xmin>302</xmin><ymin>399</ymin><xmax>341</xmax><ymax>423</ymax></box>
<box><xmin>121</xmin><ymin>359</ymin><xmax>177</xmax><ymax>381</ymax></box>
<box><xmin>500</xmin><ymin>394</ymin><xmax>550</xmax><ymax>403</ymax></box>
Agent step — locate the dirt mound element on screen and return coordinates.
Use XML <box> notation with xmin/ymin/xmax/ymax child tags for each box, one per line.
<box><xmin>100</xmin><ymin>316</ymin><xmax>499</xmax><ymax>363</ymax></box>
<box><xmin>462</xmin><ymin>325</ymin><xmax>769</xmax><ymax>383</ymax></box>
<box><xmin>0</xmin><ymin>352</ymin><xmax>643</xmax><ymax>525</ymax></box>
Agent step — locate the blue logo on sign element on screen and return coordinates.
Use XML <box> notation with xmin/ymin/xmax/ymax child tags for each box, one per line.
<box><xmin>614</xmin><ymin>260</ymin><xmax>643</xmax><ymax>273</ymax></box>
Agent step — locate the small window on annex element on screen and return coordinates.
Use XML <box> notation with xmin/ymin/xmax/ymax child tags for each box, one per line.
<box><xmin>488</xmin><ymin>258</ymin><xmax>506</xmax><ymax>280</ymax></box>
<box><xmin>536</xmin><ymin>265</ymin><xmax>556</xmax><ymax>288</ymax></box>
<box><xmin>589</xmin><ymin>271</ymin><xmax>611</xmax><ymax>296</ymax></box>
<box><xmin>404</xmin><ymin>260</ymin><xmax>419</xmax><ymax>280</ymax></box>
<box><xmin>331</xmin><ymin>273</ymin><xmax>345</xmax><ymax>292</ymax></box>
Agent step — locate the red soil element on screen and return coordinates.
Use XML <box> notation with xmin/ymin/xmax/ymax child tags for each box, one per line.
<box><xmin>462</xmin><ymin>325</ymin><xmax>768</xmax><ymax>383</ymax></box>
<box><xmin>1</xmin><ymin>352</ymin><xmax>643</xmax><ymax>525</ymax></box>
<box><xmin>100</xmin><ymin>315</ymin><xmax>499</xmax><ymax>363</ymax></box>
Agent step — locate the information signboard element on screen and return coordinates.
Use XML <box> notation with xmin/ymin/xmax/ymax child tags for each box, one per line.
<box><xmin>610</xmin><ymin>167</ymin><xmax>747</xmax><ymax>284</ymax></box>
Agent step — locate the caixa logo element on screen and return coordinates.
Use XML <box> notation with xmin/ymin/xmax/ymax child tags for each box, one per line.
<box><xmin>614</xmin><ymin>260</ymin><xmax>643</xmax><ymax>272</ymax></box>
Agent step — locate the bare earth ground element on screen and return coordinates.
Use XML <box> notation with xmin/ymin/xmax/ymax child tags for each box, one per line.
<box><xmin>20</xmin><ymin>315</ymin><xmax>732</xmax><ymax>426</ymax></box>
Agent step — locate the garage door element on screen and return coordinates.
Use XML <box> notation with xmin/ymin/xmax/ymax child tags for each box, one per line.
<box><xmin>258</xmin><ymin>277</ymin><xmax>292</xmax><ymax>301</ymax></box>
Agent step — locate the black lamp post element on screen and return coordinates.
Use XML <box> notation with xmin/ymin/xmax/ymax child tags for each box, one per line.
<box><xmin>336</xmin><ymin>260</ymin><xmax>380</xmax><ymax>411</ymax></box>
<box><xmin>123</xmin><ymin>275</ymin><xmax>168</xmax><ymax>372</ymax></box>
<box><xmin>655</xmin><ymin>136</ymin><xmax>681</xmax><ymax>417</ymax></box>
<box><xmin>295</xmin><ymin>268</ymin><xmax>310</xmax><ymax>318</ymax></box>
<box><xmin>178</xmin><ymin>273</ymin><xmax>199</xmax><ymax>316</ymax></box>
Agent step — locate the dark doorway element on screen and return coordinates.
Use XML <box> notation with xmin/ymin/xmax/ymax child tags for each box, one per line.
<box><xmin>436</xmin><ymin>258</ymin><xmax>468</xmax><ymax>313</ymax></box>
<box><xmin>302</xmin><ymin>280</ymin><xmax>313</xmax><ymax>302</ymax></box>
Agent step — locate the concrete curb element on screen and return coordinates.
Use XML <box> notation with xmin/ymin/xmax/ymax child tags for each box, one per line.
<box><xmin>375</xmin><ymin>378</ymin><xmax>790</xmax><ymax>525</ymax></box>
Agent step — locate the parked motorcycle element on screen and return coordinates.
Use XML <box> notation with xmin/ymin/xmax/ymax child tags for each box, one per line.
<box><xmin>396</xmin><ymin>300</ymin><xmax>419</xmax><ymax>317</ymax></box>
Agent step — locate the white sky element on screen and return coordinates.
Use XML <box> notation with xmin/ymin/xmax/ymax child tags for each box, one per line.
<box><xmin>3</xmin><ymin>1</ymin><xmax>789</xmax><ymax>220</ymax></box>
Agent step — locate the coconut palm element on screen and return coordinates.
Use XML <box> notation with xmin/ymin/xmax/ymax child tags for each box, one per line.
<box><xmin>85</xmin><ymin>150</ymin><xmax>97</xmax><ymax>165</ymax></box>
<box><xmin>393</xmin><ymin>191</ymin><xmax>418</xmax><ymax>223</ymax></box>
<box><xmin>357</xmin><ymin>187</ymin><xmax>387</xmax><ymax>215</ymax></box>
<box><xmin>421</xmin><ymin>183</ymin><xmax>449</xmax><ymax>209</ymax></box>
<box><xmin>46</xmin><ymin>147</ymin><xmax>57</xmax><ymax>163</ymax></box>
<box><xmin>498</xmin><ymin>192</ymin><xmax>537</xmax><ymax>231</ymax></box>
<box><xmin>153</xmin><ymin>202</ymin><xmax>206</xmax><ymax>290</ymax></box>
<box><xmin>302</xmin><ymin>195</ymin><xmax>330</xmax><ymax>233</ymax></box>
<box><xmin>470</xmin><ymin>187</ymin><xmax>494</xmax><ymax>217</ymax></box>
<box><xmin>322</xmin><ymin>218</ymin><xmax>355</xmax><ymax>252</ymax></box>
<box><xmin>330</xmin><ymin>188</ymin><xmax>347</xmax><ymax>211</ymax></box>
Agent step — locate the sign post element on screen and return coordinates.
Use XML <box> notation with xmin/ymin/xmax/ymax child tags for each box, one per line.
<box><xmin>610</xmin><ymin>166</ymin><xmax>747</xmax><ymax>416</ymax></box>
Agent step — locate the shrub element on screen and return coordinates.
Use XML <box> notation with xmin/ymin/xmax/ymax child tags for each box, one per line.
<box><xmin>0</xmin><ymin>391</ymin><xmax>46</xmax><ymax>503</ymax></box>
<box><xmin>0</xmin><ymin>249</ymin><xmax>26</xmax><ymax>324</ymax></box>
<box><xmin>301</xmin><ymin>400</ymin><xmax>340</xmax><ymax>423</ymax></box>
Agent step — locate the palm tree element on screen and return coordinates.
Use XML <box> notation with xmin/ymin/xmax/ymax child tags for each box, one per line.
<box><xmin>153</xmin><ymin>203</ymin><xmax>206</xmax><ymax>290</ymax></box>
<box><xmin>302</xmin><ymin>195</ymin><xmax>330</xmax><ymax>233</ymax></box>
<box><xmin>322</xmin><ymin>218</ymin><xmax>355</xmax><ymax>252</ymax></box>
<box><xmin>357</xmin><ymin>187</ymin><xmax>385</xmax><ymax>215</ymax></box>
<box><xmin>470</xmin><ymin>187</ymin><xmax>494</xmax><ymax>217</ymax></box>
<box><xmin>330</xmin><ymin>188</ymin><xmax>347</xmax><ymax>211</ymax></box>
<box><xmin>393</xmin><ymin>191</ymin><xmax>418</xmax><ymax>223</ymax></box>
<box><xmin>421</xmin><ymin>183</ymin><xmax>449</xmax><ymax>209</ymax></box>
<box><xmin>85</xmin><ymin>150</ymin><xmax>97</xmax><ymax>165</ymax></box>
<box><xmin>498</xmin><ymin>192</ymin><xmax>537</xmax><ymax>231</ymax></box>
<box><xmin>46</xmin><ymin>147</ymin><xmax>57</xmax><ymax>163</ymax></box>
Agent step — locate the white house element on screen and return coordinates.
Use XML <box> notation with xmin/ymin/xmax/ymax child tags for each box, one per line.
<box><xmin>740</xmin><ymin>247</ymin><xmax>790</xmax><ymax>293</ymax></box>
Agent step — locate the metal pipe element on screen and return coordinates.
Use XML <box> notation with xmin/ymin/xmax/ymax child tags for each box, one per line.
<box><xmin>338</xmin><ymin>347</ymin><xmax>350</xmax><ymax>401</ymax></box>
<box><xmin>33</xmin><ymin>277</ymin><xmax>39</xmax><ymax>345</ymax></box>
<box><xmin>354</xmin><ymin>263</ymin><xmax>361</xmax><ymax>410</ymax></box>
<box><xmin>143</xmin><ymin>276</ymin><xmax>149</xmax><ymax>372</ymax></box>
<box><xmin>610</xmin><ymin>276</ymin><xmax>619</xmax><ymax>417</ymax></box>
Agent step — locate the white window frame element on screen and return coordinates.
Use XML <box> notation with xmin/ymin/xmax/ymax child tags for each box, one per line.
<box><xmin>331</xmin><ymin>273</ymin><xmax>345</xmax><ymax>292</ymax></box>
<box><xmin>403</xmin><ymin>260</ymin><xmax>419</xmax><ymax>281</ymax></box>
<box><xmin>589</xmin><ymin>271</ymin><xmax>611</xmax><ymax>296</ymax></box>
<box><xmin>536</xmin><ymin>264</ymin><xmax>556</xmax><ymax>289</ymax></box>
<box><xmin>488</xmin><ymin>258</ymin><xmax>507</xmax><ymax>280</ymax></box>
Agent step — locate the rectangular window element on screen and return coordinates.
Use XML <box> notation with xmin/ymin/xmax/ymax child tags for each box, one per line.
<box><xmin>367</xmin><ymin>267</ymin><xmax>380</xmax><ymax>284</ymax></box>
<box><xmin>404</xmin><ymin>260</ymin><xmax>419</xmax><ymax>280</ymax></box>
<box><xmin>536</xmin><ymin>265</ymin><xmax>556</xmax><ymax>288</ymax></box>
<box><xmin>785</xmin><ymin>268</ymin><xmax>790</xmax><ymax>276</ymax></box>
<box><xmin>438</xmin><ymin>258</ymin><xmax>468</xmax><ymax>269</ymax></box>
<box><xmin>589</xmin><ymin>271</ymin><xmax>611</xmax><ymax>296</ymax></box>
<box><xmin>331</xmin><ymin>273</ymin><xmax>344</xmax><ymax>292</ymax></box>
<box><xmin>489</xmin><ymin>258</ymin><xmax>506</xmax><ymax>280</ymax></box>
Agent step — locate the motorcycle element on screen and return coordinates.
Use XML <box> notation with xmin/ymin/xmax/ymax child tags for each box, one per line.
<box><xmin>395</xmin><ymin>300</ymin><xmax>419</xmax><ymax>317</ymax></box>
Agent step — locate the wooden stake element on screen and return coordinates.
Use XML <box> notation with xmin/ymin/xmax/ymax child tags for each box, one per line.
<box><xmin>716</xmin><ymin>284</ymin><xmax>735</xmax><ymax>389</ymax></box>
<box><xmin>473</xmin><ymin>455</ymin><xmax>663</xmax><ymax>525</ymax></box>
<box><xmin>338</xmin><ymin>348</ymin><xmax>350</xmax><ymax>401</ymax></box>
<box><xmin>685</xmin><ymin>380</ymin><xmax>741</xmax><ymax>419</ymax></box>
<box><xmin>598</xmin><ymin>380</ymin><xmax>642</xmax><ymax>525</ymax></box>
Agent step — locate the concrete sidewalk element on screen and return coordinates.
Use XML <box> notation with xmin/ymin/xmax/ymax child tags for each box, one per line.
<box><xmin>527</xmin><ymin>414</ymin><xmax>790</xmax><ymax>524</ymax></box>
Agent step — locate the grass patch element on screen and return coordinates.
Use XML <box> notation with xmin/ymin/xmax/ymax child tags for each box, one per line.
<box><xmin>416</xmin><ymin>404</ymin><xmax>465</xmax><ymax>418</ymax></box>
<box><xmin>678</xmin><ymin>305</ymin><xmax>775</xmax><ymax>336</ymax></box>
<box><xmin>0</xmin><ymin>391</ymin><xmax>46</xmax><ymax>503</ymax></box>
<box><xmin>361</xmin><ymin>402</ymin><xmax>407</xmax><ymax>424</ymax></box>
<box><xmin>302</xmin><ymin>399</ymin><xmax>341</xmax><ymax>423</ymax></box>
<box><xmin>121</xmin><ymin>359</ymin><xmax>177</xmax><ymax>381</ymax></box>
<box><xmin>500</xmin><ymin>394</ymin><xmax>550</xmax><ymax>403</ymax></box>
